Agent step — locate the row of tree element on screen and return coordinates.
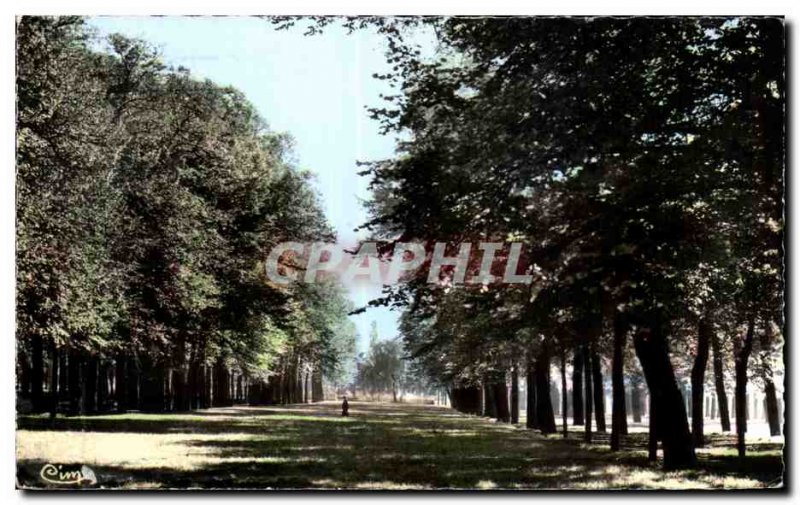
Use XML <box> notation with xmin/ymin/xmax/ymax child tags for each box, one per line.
<box><xmin>353</xmin><ymin>322</ymin><xmax>406</xmax><ymax>401</ymax></box>
<box><xmin>16</xmin><ymin>17</ymin><xmax>357</xmax><ymax>416</ymax></box>
<box><xmin>306</xmin><ymin>16</ymin><xmax>785</xmax><ymax>470</ymax></box>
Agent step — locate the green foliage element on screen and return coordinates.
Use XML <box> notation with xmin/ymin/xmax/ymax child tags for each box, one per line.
<box><xmin>16</xmin><ymin>16</ymin><xmax>355</xmax><ymax>392</ymax></box>
<box><xmin>333</xmin><ymin>17</ymin><xmax>784</xmax><ymax>392</ymax></box>
<box><xmin>357</xmin><ymin>335</ymin><xmax>405</xmax><ymax>396</ymax></box>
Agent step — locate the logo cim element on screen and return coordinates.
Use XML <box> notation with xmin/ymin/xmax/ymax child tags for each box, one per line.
<box><xmin>39</xmin><ymin>464</ymin><xmax>97</xmax><ymax>486</ymax></box>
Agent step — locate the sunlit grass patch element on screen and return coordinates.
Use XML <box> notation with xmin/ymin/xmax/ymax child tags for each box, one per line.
<box><xmin>16</xmin><ymin>401</ymin><xmax>784</xmax><ymax>490</ymax></box>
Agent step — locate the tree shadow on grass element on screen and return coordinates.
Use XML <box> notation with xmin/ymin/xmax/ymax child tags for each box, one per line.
<box><xmin>17</xmin><ymin>402</ymin><xmax>785</xmax><ymax>490</ymax></box>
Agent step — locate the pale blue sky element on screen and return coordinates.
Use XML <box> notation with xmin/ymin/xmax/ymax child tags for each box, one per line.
<box><xmin>88</xmin><ymin>16</ymin><xmax>419</xmax><ymax>353</ymax></box>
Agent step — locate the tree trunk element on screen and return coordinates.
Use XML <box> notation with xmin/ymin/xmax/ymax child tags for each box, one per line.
<box><xmin>572</xmin><ymin>345</ymin><xmax>584</xmax><ymax>425</ymax></box>
<box><xmin>631</xmin><ymin>381</ymin><xmax>643</xmax><ymax>423</ymax></box>
<box><xmin>67</xmin><ymin>348</ymin><xmax>82</xmax><ymax>416</ymax></box>
<box><xmin>285</xmin><ymin>363</ymin><xmax>294</xmax><ymax>404</ymax></box>
<box><xmin>127</xmin><ymin>357</ymin><xmax>140</xmax><ymax>410</ymax></box>
<box><xmin>202</xmin><ymin>364</ymin><xmax>212</xmax><ymax>408</ymax></box>
<box><xmin>633</xmin><ymin>324</ymin><xmax>696</xmax><ymax>469</ymax></box>
<box><xmin>711</xmin><ymin>331</ymin><xmax>731</xmax><ymax>432</ymax></box>
<box><xmin>763</xmin><ymin>378</ymin><xmax>781</xmax><ymax>436</ymax></box>
<box><xmin>483</xmin><ymin>381</ymin><xmax>496</xmax><ymax>418</ymax></box>
<box><xmin>735</xmin><ymin>316</ymin><xmax>756</xmax><ymax>457</ymax></box>
<box><xmin>312</xmin><ymin>367</ymin><xmax>324</xmax><ymax>402</ymax></box>
<box><xmin>451</xmin><ymin>386</ymin><xmax>462</xmax><ymax>413</ymax></box>
<box><xmin>648</xmin><ymin>392</ymin><xmax>658</xmax><ymax>461</ymax></box>
<box><xmin>583</xmin><ymin>343</ymin><xmax>593</xmax><ymax>442</ymax></box>
<box><xmin>84</xmin><ymin>356</ymin><xmax>98</xmax><ymax>413</ymax></box>
<box><xmin>294</xmin><ymin>360</ymin><xmax>303</xmax><ymax>403</ymax></box>
<box><xmin>18</xmin><ymin>346</ymin><xmax>32</xmax><ymax>399</ymax></box>
<box><xmin>561</xmin><ymin>349</ymin><xmax>568</xmax><ymax>437</ymax></box>
<box><xmin>551</xmin><ymin>381</ymin><xmax>560</xmax><ymax>416</ymax></box>
<box><xmin>269</xmin><ymin>374</ymin><xmax>281</xmax><ymax>404</ymax></box>
<box><xmin>510</xmin><ymin>365</ymin><xmax>519</xmax><ymax>424</ymax></box>
<box><xmin>115</xmin><ymin>352</ymin><xmax>128</xmax><ymax>412</ymax></box>
<box><xmin>535</xmin><ymin>346</ymin><xmax>557</xmax><ymax>434</ymax></box>
<box><xmin>758</xmin><ymin>321</ymin><xmax>781</xmax><ymax>437</ymax></box>
<box><xmin>213</xmin><ymin>360</ymin><xmax>222</xmax><ymax>406</ymax></box>
<box><xmin>213</xmin><ymin>358</ymin><xmax>231</xmax><ymax>407</ymax></box>
<box><xmin>174</xmin><ymin>367</ymin><xmax>190</xmax><ymax>411</ymax></box>
<box><xmin>691</xmin><ymin>318</ymin><xmax>712</xmax><ymax>447</ymax></box>
<box><xmin>98</xmin><ymin>361</ymin><xmax>110</xmax><ymax>411</ymax></box>
<box><xmin>591</xmin><ymin>344</ymin><xmax>606</xmax><ymax>433</ymax></box>
<box><xmin>187</xmin><ymin>358</ymin><xmax>198</xmax><ymax>410</ymax></box>
<box><xmin>140</xmin><ymin>359</ymin><xmax>165</xmax><ymax>412</ymax></box>
<box><xmin>278</xmin><ymin>369</ymin><xmax>287</xmax><ymax>404</ymax></box>
<box><xmin>58</xmin><ymin>353</ymin><xmax>68</xmax><ymax>398</ymax></box>
<box><xmin>526</xmin><ymin>356</ymin><xmax>537</xmax><ymax>429</ymax></box>
<box><xmin>611</xmin><ymin>312</ymin><xmax>627</xmax><ymax>450</ymax></box>
<box><xmin>30</xmin><ymin>335</ymin><xmax>44</xmax><ymax>413</ymax></box>
<box><xmin>452</xmin><ymin>384</ymin><xmax>481</xmax><ymax>414</ymax></box>
<box><xmin>493</xmin><ymin>380</ymin><xmax>511</xmax><ymax>423</ymax></box>
<box><xmin>49</xmin><ymin>342</ymin><xmax>59</xmax><ymax>419</ymax></box>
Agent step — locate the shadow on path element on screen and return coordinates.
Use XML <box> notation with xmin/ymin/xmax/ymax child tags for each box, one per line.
<box><xmin>17</xmin><ymin>401</ymin><xmax>784</xmax><ymax>490</ymax></box>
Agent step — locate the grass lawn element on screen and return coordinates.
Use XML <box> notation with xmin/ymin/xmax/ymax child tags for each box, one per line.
<box><xmin>16</xmin><ymin>401</ymin><xmax>784</xmax><ymax>490</ymax></box>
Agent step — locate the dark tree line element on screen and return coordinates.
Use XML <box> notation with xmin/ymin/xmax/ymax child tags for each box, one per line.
<box><xmin>16</xmin><ymin>17</ymin><xmax>356</xmax><ymax>417</ymax></box>
<box><xmin>289</xmin><ymin>16</ymin><xmax>785</xmax><ymax>470</ymax></box>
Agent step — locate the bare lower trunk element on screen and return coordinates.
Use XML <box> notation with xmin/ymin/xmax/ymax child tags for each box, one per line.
<box><xmin>173</xmin><ymin>367</ymin><xmax>189</xmax><ymax>411</ymax></box>
<box><xmin>84</xmin><ymin>356</ymin><xmax>98</xmax><ymax>413</ymax></box>
<box><xmin>561</xmin><ymin>350</ymin><xmax>568</xmax><ymax>437</ymax></box>
<box><xmin>735</xmin><ymin>316</ymin><xmax>756</xmax><ymax>457</ymax></box>
<box><xmin>511</xmin><ymin>365</ymin><xmax>519</xmax><ymax>424</ymax></box>
<box><xmin>18</xmin><ymin>346</ymin><xmax>32</xmax><ymax>399</ymax></box>
<box><xmin>572</xmin><ymin>346</ymin><xmax>584</xmax><ymax>425</ymax></box>
<box><xmin>648</xmin><ymin>393</ymin><xmax>658</xmax><ymax>461</ymax></box>
<box><xmin>634</xmin><ymin>323</ymin><xmax>696</xmax><ymax>469</ymax></box>
<box><xmin>763</xmin><ymin>379</ymin><xmax>781</xmax><ymax>436</ymax></box>
<box><xmin>116</xmin><ymin>352</ymin><xmax>128</xmax><ymax>412</ymax></box>
<box><xmin>591</xmin><ymin>345</ymin><xmax>605</xmax><ymax>433</ymax></box>
<box><xmin>758</xmin><ymin>321</ymin><xmax>781</xmax><ymax>437</ymax></box>
<box><xmin>213</xmin><ymin>358</ymin><xmax>231</xmax><ymax>407</ymax></box>
<box><xmin>535</xmin><ymin>346</ymin><xmax>556</xmax><ymax>434</ymax></box>
<box><xmin>202</xmin><ymin>364</ymin><xmax>211</xmax><ymax>408</ymax></box>
<box><xmin>583</xmin><ymin>343</ymin><xmax>593</xmax><ymax>443</ymax></box>
<box><xmin>31</xmin><ymin>335</ymin><xmax>44</xmax><ymax>413</ymax></box>
<box><xmin>691</xmin><ymin>318</ymin><xmax>711</xmax><ymax>447</ymax></box>
<box><xmin>611</xmin><ymin>312</ymin><xmax>627</xmax><ymax>450</ymax></box>
<box><xmin>492</xmin><ymin>377</ymin><xmax>511</xmax><ymax>423</ymax></box>
<box><xmin>711</xmin><ymin>331</ymin><xmax>731</xmax><ymax>432</ymax></box>
<box><xmin>98</xmin><ymin>361</ymin><xmax>110</xmax><ymax>411</ymax></box>
<box><xmin>483</xmin><ymin>381</ymin><xmax>496</xmax><ymax>418</ymax></box>
<box><xmin>67</xmin><ymin>348</ymin><xmax>82</xmax><ymax>415</ymax></box>
<box><xmin>128</xmin><ymin>357</ymin><xmax>140</xmax><ymax>410</ymax></box>
<box><xmin>49</xmin><ymin>342</ymin><xmax>59</xmax><ymax>419</ymax></box>
<box><xmin>140</xmin><ymin>358</ymin><xmax>166</xmax><ymax>412</ymax></box>
<box><xmin>631</xmin><ymin>381</ymin><xmax>643</xmax><ymax>423</ymax></box>
<box><xmin>526</xmin><ymin>356</ymin><xmax>537</xmax><ymax>429</ymax></box>
<box><xmin>311</xmin><ymin>366</ymin><xmax>324</xmax><ymax>402</ymax></box>
<box><xmin>451</xmin><ymin>385</ymin><xmax>481</xmax><ymax>414</ymax></box>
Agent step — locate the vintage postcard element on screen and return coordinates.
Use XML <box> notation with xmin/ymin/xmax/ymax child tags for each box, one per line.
<box><xmin>14</xmin><ymin>13</ymin><xmax>785</xmax><ymax>491</ymax></box>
